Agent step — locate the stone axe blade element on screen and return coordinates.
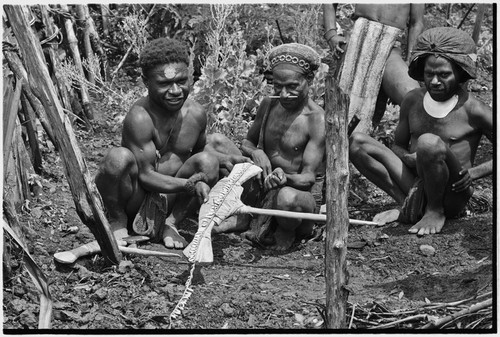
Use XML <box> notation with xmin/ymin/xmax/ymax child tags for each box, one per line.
<box><xmin>183</xmin><ymin>163</ymin><xmax>262</xmax><ymax>265</ymax></box>
<box><xmin>54</xmin><ymin>240</ymin><xmax>182</xmax><ymax>264</ymax></box>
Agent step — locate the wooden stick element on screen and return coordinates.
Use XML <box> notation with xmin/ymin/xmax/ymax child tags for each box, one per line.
<box><xmin>59</xmin><ymin>4</ymin><xmax>94</xmax><ymax>122</ymax></box>
<box><xmin>39</xmin><ymin>5</ymin><xmax>73</xmax><ymax>113</ymax></box>
<box><xmin>76</xmin><ymin>5</ymin><xmax>95</xmax><ymax>84</ymax></box>
<box><xmin>238</xmin><ymin>205</ymin><xmax>378</xmax><ymax>225</ymax></box>
<box><xmin>20</xmin><ymin>92</ymin><xmax>43</xmax><ymax>173</ymax></box>
<box><xmin>370</xmin><ymin>314</ymin><xmax>428</xmax><ymax>329</ymax></box>
<box><xmin>420</xmin><ymin>298</ymin><xmax>492</xmax><ymax>329</ymax></box>
<box><xmin>2</xmin><ymin>40</ymin><xmax>57</xmax><ymax>147</ymax></box>
<box><xmin>472</xmin><ymin>4</ymin><xmax>486</xmax><ymax>44</ymax></box>
<box><xmin>54</xmin><ymin>240</ymin><xmax>182</xmax><ymax>264</ymax></box>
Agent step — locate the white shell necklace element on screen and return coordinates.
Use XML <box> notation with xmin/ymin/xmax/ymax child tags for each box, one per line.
<box><xmin>423</xmin><ymin>91</ymin><xmax>458</xmax><ymax>119</ymax></box>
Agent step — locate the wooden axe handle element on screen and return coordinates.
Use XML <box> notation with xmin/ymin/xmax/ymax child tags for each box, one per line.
<box><xmin>54</xmin><ymin>240</ymin><xmax>182</xmax><ymax>264</ymax></box>
<box><xmin>239</xmin><ymin>206</ymin><xmax>378</xmax><ymax>226</ymax></box>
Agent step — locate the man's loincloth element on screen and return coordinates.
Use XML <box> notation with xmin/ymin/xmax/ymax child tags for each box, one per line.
<box><xmin>398</xmin><ymin>178</ymin><xmax>426</xmax><ymax>225</ymax></box>
<box><xmin>338</xmin><ymin>17</ymin><xmax>401</xmax><ymax>134</ymax></box>
<box><xmin>132</xmin><ymin>192</ymin><xmax>168</xmax><ymax>241</ymax></box>
<box><xmin>241</xmin><ymin>176</ymin><xmax>324</xmax><ymax>247</ymax></box>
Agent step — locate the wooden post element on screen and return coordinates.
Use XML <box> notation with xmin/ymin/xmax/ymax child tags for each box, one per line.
<box><xmin>2</xmin><ymin>76</ymin><xmax>23</xmax><ymax>170</ymax></box>
<box><xmin>75</xmin><ymin>4</ymin><xmax>95</xmax><ymax>85</ymax></box>
<box><xmin>59</xmin><ymin>4</ymin><xmax>94</xmax><ymax>121</ymax></box>
<box><xmin>4</xmin><ymin>5</ymin><xmax>121</xmax><ymax>265</ymax></box>
<box><xmin>324</xmin><ymin>57</ymin><xmax>350</xmax><ymax>328</ymax></box>
<box><xmin>85</xmin><ymin>5</ymin><xmax>110</xmax><ymax>82</ymax></box>
<box><xmin>100</xmin><ymin>4</ymin><xmax>110</xmax><ymax>37</ymax></box>
<box><xmin>39</xmin><ymin>5</ymin><xmax>73</xmax><ymax>112</ymax></box>
<box><xmin>472</xmin><ymin>4</ymin><xmax>486</xmax><ymax>44</ymax></box>
<box><xmin>20</xmin><ymin>92</ymin><xmax>43</xmax><ymax>173</ymax></box>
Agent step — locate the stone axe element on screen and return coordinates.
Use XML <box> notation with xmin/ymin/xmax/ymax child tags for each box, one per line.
<box><xmin>54</xmin><ymin>236</ymin><xmax>182</xmax><ymax>264</ymax></box>
<box><xmin>183</xmin><ymin>163</ymin><xmax>377</xmax><ymax>265</ymax></box>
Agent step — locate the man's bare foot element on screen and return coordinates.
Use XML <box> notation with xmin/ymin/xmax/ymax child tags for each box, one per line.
<box><xmin>271</xmin><ymin>227</ymin><xmax>295</xmax><ymax>251</ymax></box>
<box><xmin>162</xmin><ymin>225</ymin><xmax>188</xmax><ymax>249</ymax></box>
<box><xmin>408</xmin><ymin>210</ymin><xmax>446</xmax><ymax>235</ymax></box>
<box><xmin>373</xmin><ymin>209</ymin><xmax>400</xmax><ymax>225</ymax></box>
<box><xmin>111</xmin><ymin>224</ymin><xmax>129</xmax><ymax>246</ymax></box>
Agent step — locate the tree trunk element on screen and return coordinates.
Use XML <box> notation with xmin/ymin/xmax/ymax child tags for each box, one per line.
<box><xmin>324</xmin><ymin>57</ymin><xmax>350</xmax><ymax>328</ymax></box>
<box><xmin>75</xmin><ymin>4</ymin><xmax>95</xmax><ymax>85</ymax></box>
<box><xmin>39</xmin><ymin>5</ymin><xmax>73</xmax><ymax>112</ymax></box>
<box><xmin>4</xmin><ymin>5</ymin><xmax>121</xmax><ymax>265</ymax></box>
<box><xmin>59</xmin><ymin>4</ymin><xmax>94</xmax><ymax>121</ymax></box>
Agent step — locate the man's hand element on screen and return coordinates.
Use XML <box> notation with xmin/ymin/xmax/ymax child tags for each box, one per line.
<box><xmin>452</xmin><ymin>169</ymin><xmax>472</xmax><ymax>193</ymax></box>
<box><xmin>264</xmin><ymin>167</ymin><xmax>287</xmax><ymax>191</ymax></box>
<box><xmin>251</xmin><ymin>149</ymin><xmax>272</xmax><ymax>186</ymax></box>
<box><xmin>327</xmin><ymin>35</ymin><xmax>347</xmax><ymax>59</ymax></box>
<box><xmin>221</xmin><ymin>154</ymin><xmax>253</xmax><ymax>173</ymax></box>
<box><xmin>195</xmin><ymin>181</ymin><xmax>210</xmax><ymax>204</ymax></box>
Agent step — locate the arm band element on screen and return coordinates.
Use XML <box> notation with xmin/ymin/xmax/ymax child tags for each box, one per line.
<box><xmin>185</xmin><ymin>172</ymin><xmax>209</xmax><ymax>195</ymax></box>
<box><xmin>324</xmin><ymin>28</ymin><xmax>337</xmax><ymax>41</ymax></box>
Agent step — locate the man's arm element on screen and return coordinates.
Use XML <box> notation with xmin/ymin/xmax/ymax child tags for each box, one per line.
<box><xmin>241</xmin><ymin>98</ymin><xmax>273</xmax><ymax>179</ymax></box>
<box><xmin>391</xmin><ymin>95</ymin><xmax>415</xmax><ymax>167</ymax></box>
<box><xmin>121</xmin><ymin>108</ymin><xmax>188</xmax><ymax>193</ymax></box>
<box><xmin>323</xmin><ymin>4</ymin><xmax>347</xmax><ymax>57</ymax></box>
<box><xmin>406</xmin><ymin>4</ymin><xmax>425</xmax><ymax>61</ymax></box>
<box><xmin>468</xmin><ymin>100</ymin><xmax>493</xmax><ymax>181</ymax></box>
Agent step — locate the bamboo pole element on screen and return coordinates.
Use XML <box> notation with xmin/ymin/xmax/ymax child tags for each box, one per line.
<box><xmin>3</xmin><ymin>39</ymin><xmax>57</xmax><ymax>148</ymax></box>
<box><xmin>75</xmin><ymin>4</ymin><xmax>95</xmax><ymax>85</ymax></box>
<box><xmin>2</xmin><ymin>76</ymin><xmax>23</xmax><ymax>172</ymax></box>
<box><xmin>324</xmin><ymin>58</ymin><xmax>350</xmax><ymax>328</ymax></box>
<box><xmin>39</xmin><ymin>5</ymin><xmax>73</xmax><ymax>112</ymax></box>
<box><xmin>4</xmin><ymin>5</ymin><xmax>121</xmax><ymax>265</ymax></box>
<box><xmin>59</xmin><ymin>4</ymin><xmax>94</xmax><ymax>121</ymax></box>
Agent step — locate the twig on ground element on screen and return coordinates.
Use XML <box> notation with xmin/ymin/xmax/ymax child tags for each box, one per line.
<box><xmin>369</xmin><ymin>314</ymin><xmax>428</xmax><ymax>329</ymax></box>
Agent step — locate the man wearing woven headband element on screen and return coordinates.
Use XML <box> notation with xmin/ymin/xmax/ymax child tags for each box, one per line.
<box><xmin>236</xmin><ymin>43</ymin><xmax>326</xmax><ymax>250</ymax></box>
<box><xmin>95</xmin><ymin>38</ymin><xmax>248</xmax><ymax>250</ymax></box>
<box><xmin>323</xmin><ymin>4</ymin><xmax>424</xmax><ymax>133</ymax></box>
<box><xmin>349</xmin><ymin>27</ymin><xmax>492</xmax><ymax>235</ymax></box>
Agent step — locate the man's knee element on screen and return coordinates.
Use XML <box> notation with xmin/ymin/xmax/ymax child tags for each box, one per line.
<box><xmin>416</xmin><ymin>133</ymin><xmax>446</xmax><ymax>161</ymax></box>
<box><xmin>349</xmin><ymin>132</ymin><xmax>371</xmax><ymax>156</ymax></box>
<box><xmin>190</xmin><ymin>152</ymin><xmax>219</xmax><ymax>180</ymax></box>
<box><xmin>276</xmin><ymin>187</ymin><xmax>314</xmax><ymax>212</ymax></box>
<box><xmin>99</xmin><ymin>147</ymin><xmax>137</xmax><ymax>177</ymax></box>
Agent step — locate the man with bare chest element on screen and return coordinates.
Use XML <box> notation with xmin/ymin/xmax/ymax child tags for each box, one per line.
<box><xmin>95</xmin><ymin>38</ymin><xmax>246</xmax><ymax>250</ymax></box>
<box><xmin>349</xmin><ymin>27</ymin><xmax>492</xmax><ymax>235</ymax></box>
<box><xmin>323</xmin><ymin>4</ymin><xmax>424</xmax><ymax>133</ymax></box>
<box><xmin>239</xmin><ymin>43</ymin><xmax>326</xmax><ymax>250</ymax></box>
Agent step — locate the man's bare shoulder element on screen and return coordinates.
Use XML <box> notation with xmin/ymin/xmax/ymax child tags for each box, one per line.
<box><xmin>401</xmin><ymin>87</ymin><xmax>426</xmax><ymax>106</ymax></box>
<box><xmin>463</xmin><ymin>94</ymin><xmax>492</xmax><ymax>122</ymax></box>
<box><xmin>125</xmin><ymin>97</ymin><xmax>153</xmax><ymax>127</ymax></box>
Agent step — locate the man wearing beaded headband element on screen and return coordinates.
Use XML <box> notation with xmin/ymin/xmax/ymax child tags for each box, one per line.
<box><xmin>349</xmin><ymin>27</ymin><xmax>492</xmax><ymax>235</ymax></box>
<box><xmin>237</xmin><ymin>43</ymin><xmax>326</xmax><ymax>250</ymax></box>
<box><xmin>95</xmin><ymin>38</ymin><xmax>248</xmax><ymax>250</ymax></box>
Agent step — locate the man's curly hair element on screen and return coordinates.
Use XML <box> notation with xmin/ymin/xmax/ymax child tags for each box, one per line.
<box><xmin>139</xmin><ymin>38</ymin><xmax>189</xmax><ymax>75</ymax></box>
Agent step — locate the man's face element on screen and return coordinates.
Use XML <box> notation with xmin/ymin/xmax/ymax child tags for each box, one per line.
<box><xmin>143</xmin><ymin>62</ymin><xmax>190</xmax><ymax>112</ymax></box>
<box><xmin>423</xmin><ymin>55</ymin><xmax>461</xmax><ymax>101</ymax></box>
<box><xmin>272</xmin><ymin>66</ymin><xmax>310</xmax><ymax>111</ymax></box>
